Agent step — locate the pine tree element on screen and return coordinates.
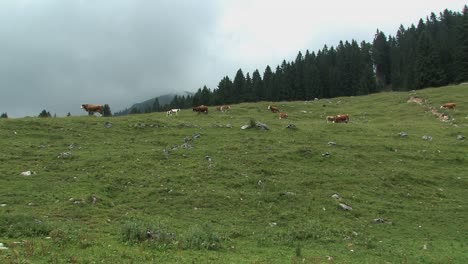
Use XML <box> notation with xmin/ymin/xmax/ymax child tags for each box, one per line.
<box><xmin>252</xmin><ymin>69</ymin><xmax>263</xmax><ymax>101</ymax></box>
<box><xmin>38</xmin><ymin>110</ymin><xmax>51</xmax><ymax>118</ymax></box>
<box><xmin>457</xmin><ymin>5</ymin><xmax>468</xmax><ymax>82</ymax></box>
<box><xmin>66</xmin><ymin>112</ymin><xmax>71</xmax><ymax>117</ymax></box>
<box><xmin>263</xmin><ymin>66</ymin><xmax>274</xmax><ymax>100</ymax></box>
<box><xmin>233</xmin><ymin>69</ymin><xmax>246</xmax><ymax>103</ymax></box>
<box><xmin>103</xmin><ymin>104</ymin><xmax>112</xmax><ymax>117</ymax></box>
<box><xmin>129</xmin><ymin>108</ymin><xmax>141</xmax><ymax>114</ymax></box>
<box><xmin>372</xmin><ymin>30</ymin><xmax>391</xmax><ymax>89</ymax></box>
<box><xmin>415</xmin><ymin>30</ymin><xmax>444</xmax><ymax>88</ymax></box>
<box><xmin>1</xmin><ymin>112</ymin><xmax>7</xmax><ymax>118</ymax></box>
<box><xmin>152</xmin><ymin>98</ymin><xmax>161</xmax><ymax>112</ymax></box>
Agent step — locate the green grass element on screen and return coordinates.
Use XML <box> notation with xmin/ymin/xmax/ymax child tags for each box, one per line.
<box><xmin>0</xmin><ymin>85</ymin><xmax>467</xmax><ymax>263</ymax></box>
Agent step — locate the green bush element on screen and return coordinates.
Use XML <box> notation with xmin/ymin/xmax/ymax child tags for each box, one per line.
<box><xmin>182</xmin><ymin>224</ymin><xmax>223</xmax><ymax>250</ymax></box>
<box><xmin>120</xmin><ymin>219</ymin><xmax>176</xmax><ymax>246</ymax></box>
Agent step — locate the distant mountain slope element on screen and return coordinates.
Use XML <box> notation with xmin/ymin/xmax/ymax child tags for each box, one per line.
<box><xmin>115</xmin><ymin>91</ymin><xmax>193</xmax><ymax>115</ymax></box>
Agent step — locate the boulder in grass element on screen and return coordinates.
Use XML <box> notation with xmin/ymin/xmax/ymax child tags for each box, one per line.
<box><xmin>339</xmin><ymin>203</ymin><xmax>352</xmax><ymax>211</ymax></box>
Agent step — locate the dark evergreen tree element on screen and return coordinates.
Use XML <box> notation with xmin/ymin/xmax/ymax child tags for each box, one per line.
<box><xmin>415</xmin><ymin>30</ymin><xmax>444</xmax><ymax>88</ymax></box>
<box><xmin>372</xmin><ymin>30</ymin><xmax>391</xmax><ymax>88</ymax></box>
<box><xmin>263</xmin><ymin>66</ymin><xmax>274</xmax><ymax>100</ymax></box>
<box><xmin>293</xmin><ymin>51</ymin><xmax>305</xmax><ymax>99</ymax></box>
<box><xmin>251</xmin><ymin>69</ymin><xmax>264</xmax><ymax>101</ymax></box>
<box><xmin>66</xmin><ymin>112</ymin><xmax>71</xmax><ymax>117</ymax></box>
<box><xmin>244</xmin><ymin>72</ymin><xmax>254</xmax><ymax>102</ymax></box>
<box><xmin>233</xmin><ymin>69</ymin><xmax>246</xmax><ymax>103</ymax></box>
<box><xmin>457</xmin><ymin>5</ymin><xmax>468</xmax><ymax>82</ymax></box>
<box><xmin>38</xmin><ymin>110</ymin><xmax>51</xmax><ymax>118</ymax></box>
<box><xmin>152</xmin><ymin>98</ymin><xmax>161</xmax><ymax>112</ymax></box>
<box><xmin>359</xmin><ymin>41</ymin><xmax>377</xmax><ymax>95</ymax></box>
<box><xmin>103</xmin><ymin>104</ymin><xmax>112</xmax><ymax>117</ymax></box>
<box><xmin>1</xmin><ymin>112</ymin><xmax>8</xmax><ymax>118</ymax></box>
<box><xmin>200</xmin><ymin>86</ymin><xmax>211</xmax><ymax>105</ymax></box>
<box><xmin>129</xmin><ymin>108</ymin><xmax>141</xmax><ymax>114</ymax></box>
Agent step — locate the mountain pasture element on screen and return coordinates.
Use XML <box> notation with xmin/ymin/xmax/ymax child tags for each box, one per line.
<box><xmin>0</xmin><ymin>85</ymin><xmax>467</xmax><ymax>263</ymax></box>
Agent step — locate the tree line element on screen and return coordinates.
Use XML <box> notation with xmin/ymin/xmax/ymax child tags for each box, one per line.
<box><xmin>158</xmin><ymin>6</ymin><xmax>467</xmax><ymax>110</ymax></box>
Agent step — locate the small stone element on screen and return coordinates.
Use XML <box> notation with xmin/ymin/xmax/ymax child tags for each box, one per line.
<box><xmin>104</xmin><ymin>122</ymin><xmax>113</xmax><ymax>128</ymax></box>
<box><xmin>327</xmin><ymin>141</ymin><xmax>336</xmax><ymax>146</ymax></box>
<box><xmin>422</xmin><ymin>135</ymin><xmax>433</xmax><ymax>141</ymax></box>
<box><xmin>226</xmin><ymin>124</ymin><xmax>232</xmax><ymax>128</ymax></box>
<box><xmin>457</xmin><ymin>135</ymin><xmax>465</xmax><ymax>141</ymax></box>
<box><xmin>0</xmin><ymin>204</ymin><xmax>6</xmax><ymax>207</ymax></box>
<box><xmin>398</xmin><ymin>132</ymin><xmax>408</xmax><ymax>137</ymax></box>
<box><xmin>322</xmin><ymin>152</ymin><xmax>331</xmax><ymax>157</ymax></box>
<box><xmin>241</xmin><ymin>125</ymin><xmax>250</xmax><ymax>130</ymax></box>
<box><xmin>339</xmin><ymin>203</ymin><xmax>352</xmax><ymax>211</ymax></box>
<box><xmin>286</xmin><ymin>124</ymin><xmax>296</xmax><ymax>129</ymax></box>
<box><xmin>331</xmin><ymin>194</ymin><xmax>340</xmax><ymax>199</ymax></box>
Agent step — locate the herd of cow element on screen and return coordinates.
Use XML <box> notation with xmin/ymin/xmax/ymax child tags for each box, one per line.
<box><xmin>80</xmin><ymin>101</ymin><xmax>457</xmax><ymax>123</ymax></box>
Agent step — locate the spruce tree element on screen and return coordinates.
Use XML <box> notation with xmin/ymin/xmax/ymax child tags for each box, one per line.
<box><xmin>233</xmin><ymin>69</ymin><xmax>246</xmax><ymax>103</ymax></box>
<box><xmin>372</xmin><ymin>30</ymin><xmax>391</xmax><ymax>88</ymax></box>
<box><xmin>252</xmin><ymin>69</ymin><xmax>263</xmax><ymax>101</ymax></box>
<box><xmin>152</xmin><ymin>98</ymin><xmax>160</xmax><ymax>112</ymax></box>
<box><xmin>457</xmin><ymin>5</ymin><xmax>468</xmax><ymax>82</ymax></box>
<box><xmin>103</xmin><ymin>104</ymin><xmax>112</xmax><ymax>117</ymax></box>
<box><xmin>415</xmin><ymin>30</ymin><xmax>444</xmax><ymax>88</ymax></box>
<box><xmin>1</xmin><ymin>113</ymin><xmax>7</xmax><ymax>118</ymax></box>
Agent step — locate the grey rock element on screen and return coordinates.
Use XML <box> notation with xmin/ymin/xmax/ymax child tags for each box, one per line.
<box><xmin>398</xmin><ymin>132</ymin><xmax>408</xmax><ymax>137</ymax></box>
<box><xmin>322</xmin><ymin>152</ymin><xmax>331</xmax><ymax>157</ymax></box>
<box><xmin>104</xmin><ymin>122</ymin><xmax>113</xmax><ymax>128</ymax></box>
<box><xmin>57</xmin><ymin>152</ymin><xmax>72</xmax><ymax>159</ymax></box>
<box><xmin>286</xmin><ymin>124</ymin><xmax>297</xmax><ymax>129</ymax></box>
<box><xmin>457</xmin><ymin>135</ymin><xmax>465</xmax><ymax>141</ymax></box>
<box><xmin>339</xmin><ymin>203</ymin><xmax>352</xmax><ymax>211</ymax></box>
<box><xmin>226</xmin><ymin>124</ymin><xmax>232</xmax><ymax>128</ymax></box>
<box><xmin>327</xmin><ymin>141</ymin><xmax>336</xmax><ymax>146</ymax></box>
<box><xmin>422</xmin><ymin>135</ymin><xmax>433</xmax><ymax>141</ymax></box>
<box><xmin>331</xmin><ymin>194</ymin><xmax>340</xmax><ymax>199</ymax></box>
<box><xmin>255</xmin><ymin>122</ymin><xmax>269</xmax><ymax>130</ymax></box>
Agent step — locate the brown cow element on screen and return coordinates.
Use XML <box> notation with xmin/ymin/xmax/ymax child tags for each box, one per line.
<box><xmin>192</xmin><ymin>105</ymin><xmax>208</xmax><ymax>114</ymax></box>
<box><xmin>279</xmin><ymin>112</ymin><xmax>288</xmax><ymax>119</ymax></box>
<box><xmin>268</xmin><ymin>105</ymin><xmax>279</xmax><ymax>113</ymax></box>
<box><xmin>81</xmin><ymin>104</ymin><xmax>103</xmax><ymax>115</ymax></box>
<box><xmin>440</xmin><ymin>103</ymin><xmax>456</xmax><ymax>109</ymax></box>
<box><xmin>334</xmin><ymin>114</ymin><xmax>350</xmax><ymax>123</ymax></box>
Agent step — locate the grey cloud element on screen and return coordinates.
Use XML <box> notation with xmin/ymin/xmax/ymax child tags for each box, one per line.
<box><xmin>0</xmin><ymin>0</ymin><xmax>218</xmax><ymax>117</ymax></box>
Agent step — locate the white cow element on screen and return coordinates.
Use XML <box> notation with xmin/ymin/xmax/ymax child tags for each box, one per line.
<box><xmin>166</xmin><ymin>108</ymin><xmax>181</xmax><ymax>116</ymax></box>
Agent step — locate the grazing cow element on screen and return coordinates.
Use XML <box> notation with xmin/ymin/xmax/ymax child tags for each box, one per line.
<box><xmin>81</xmin><ymin>104</ymin><xmax>103</xmax><ymax>115</ymax></box>
<box><xmin>326</xmin><ymin>116</ymin><xmax>335</xmax><ymax>123</ymax></box>
<box><xmin>326</xmin><ymin>114</ymin><xmax>349</xmax><ymax>123</ymax></box>
<box><xmin>334</xmin><ymin>114</ymin><xmax>350</xmax><ymax>123</ymax></box>
<box><xmin>166</xmin><ymin>108</ymin><xmax>180</xmax><ymax>116</ymax></box>
<box><xmin>440</xmin><ymin>103</ymin><xmax>456</xmax><ymax>109</ymax></box>
<box><xmin>216</xmin><ymin>105</ymin><xmax>231</xmax><ymax>112</ymax></box>
<box><xmin>192</xmin><ymin>105</ymin><xmax>208</xmax><ymax>114</ymax></box>
<box><xmin>279</xmin><ymin>112</ymin><xmax>288</xmax><ymax>119</ymax></box>
<box><xmin>268</xmin><ymin>105</ymin><xmax>279</xmax><ymax>113</ymax></box>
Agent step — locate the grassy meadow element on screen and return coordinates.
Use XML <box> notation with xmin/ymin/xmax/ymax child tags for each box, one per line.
<box><xmin>0</xmin><ymin>85</ymin><xmax>467</xmax><ymax>263</ymax></box>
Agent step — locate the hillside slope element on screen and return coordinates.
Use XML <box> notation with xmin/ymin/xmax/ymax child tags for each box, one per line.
<box><xmin>0</xmin><ymin>85</ymin><xmax>467</xmax><ymax>263</ymax></box>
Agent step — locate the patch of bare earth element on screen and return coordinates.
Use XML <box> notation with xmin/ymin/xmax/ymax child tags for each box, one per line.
<box><xmin>407</xmin><ymin>96</ymin><xmax>452</xmax><ymax>122</ymax></box>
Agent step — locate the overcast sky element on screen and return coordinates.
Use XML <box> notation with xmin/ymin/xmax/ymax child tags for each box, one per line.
<box><xmin>1</xmin><ymin>0</ymin><xmax>466</xmax><ymax>117</ymax></box>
